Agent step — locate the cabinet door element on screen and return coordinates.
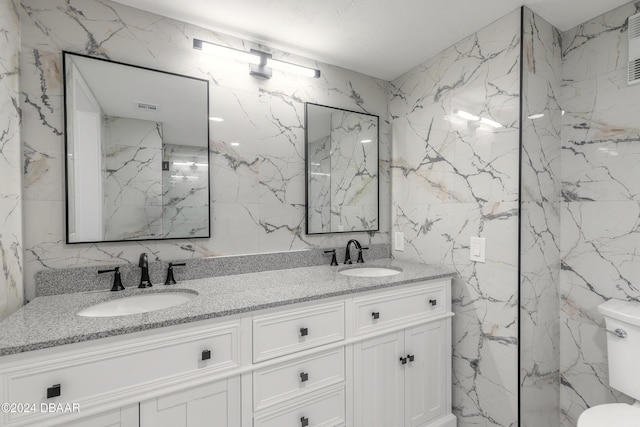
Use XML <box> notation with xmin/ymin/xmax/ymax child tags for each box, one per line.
<box><xmin>353</xmin><ymin>331</ymin><xmax>404</xmax><ymax>427</ymax></box>
<box><xmin>62</xmin><ymin>403</ymin><xmax>138</xmax><ymax>427</ymax></box>
<box><xmin>139</xmin><ymin>376</ymin><xmax>241</xmax><ymax>427</ymax></box>
<box><xmin>404</xmin><ymin>321</ymin><xmax>446</xmax><ymax>426</ymax></box>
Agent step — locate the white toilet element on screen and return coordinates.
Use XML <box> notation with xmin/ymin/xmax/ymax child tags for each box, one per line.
<box><xmin>577</xmin><ymin>299</ymin><xmax>640</xmax><ymax>426</ymax></box>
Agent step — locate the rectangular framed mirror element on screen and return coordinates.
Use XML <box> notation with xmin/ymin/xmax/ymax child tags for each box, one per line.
<box><xmin>63</xmin><ymin>52</ymin><xmax>210</xmax><ymax>243</ymax></box>
<box><xmin>305</xmin><ymin>103</ymin><xmax>379</xmax><ymax>234</ymax></box>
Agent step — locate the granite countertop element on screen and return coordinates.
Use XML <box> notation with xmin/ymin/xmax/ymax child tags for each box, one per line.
<box><xmin>0</xmin><ymin>260</ymin><xmax>455</xmax><ymax>356</ymax></box>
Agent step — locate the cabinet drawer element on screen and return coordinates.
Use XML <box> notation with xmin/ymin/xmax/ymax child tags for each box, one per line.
<box><xmin>253</xmin><ymin>302</ymin><xmax>345</xmax><ymax>362</ymax></box>
<box><xmin>1</xmin><ymin>321</ymin><xmax>240</xmax><ymax>425</ymax></box>
<box><xmin>254</xmin><ymin>347</ymin><xmax>345</xmax><ymax>411</ymax></box>
<box><xmin>254</xmin><ymin>385</ymin><xmax>345</xmax><ymax>427</ymax></box>
<box><xmin>353</xmin><ymin>282</ymin><xmax>446</xmax><ymax>335</ymax></box>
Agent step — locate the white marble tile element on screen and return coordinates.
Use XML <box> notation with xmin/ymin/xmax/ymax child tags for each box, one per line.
<box><xmin>389</xmin><ymin>9</ymin><xmax>520</xmax><ymax>121</ymax></box>
<box><xmin>0</xmin><ymin>0</ymin><xmax>23</xmax><ymax>319</ymax></box>
<box><xmin>559</xmin><ymin>317</ymin><xmax>634</xmax><ymax>426</ymax></box>
<box><xmin>562</xmin><ymin>2</ymin><xmax>640</xmax><ymax>83</ymax></box>
<box><xmin>560</xmin><ymin>201</ymin><xmax>640</xmax><ymax>325</ymax></box>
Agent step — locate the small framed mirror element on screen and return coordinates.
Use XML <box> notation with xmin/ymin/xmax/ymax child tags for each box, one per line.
<box><xmin>63</xmin><ymin>52</ymin><xmax>210</xmax><ymax>243</ymax></box>
<box><xmin>305</xmin><ymin>103</ymin><xmax>379</xmax><ymax>234</ymax></box>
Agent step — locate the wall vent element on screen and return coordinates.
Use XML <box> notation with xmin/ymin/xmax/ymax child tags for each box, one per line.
<box><xmin>629</xmin><ymin>13</ymin><xmax>640</xmax><ymax>85</ymax></box>
<box><xmin>135</xmin><ymin>102</ymin><xmax>160</xmax><ymax>112</ymax></box>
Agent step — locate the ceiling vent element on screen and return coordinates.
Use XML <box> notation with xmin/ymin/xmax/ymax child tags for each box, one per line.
<box><xmin>135</xmin><ymin>102</ymin><xmax>160</xmax><ymax>112</ymax></box>
<box><xmin>629</xmin><ymin>13</ymin><xmax>640</xmax><ymax>85</ymax></box>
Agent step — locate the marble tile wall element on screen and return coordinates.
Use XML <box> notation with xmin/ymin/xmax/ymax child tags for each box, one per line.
<box><xmin>102</xmin><ymin>116</ymin><xmax>163</xmax><ymax>240</ymax></box>
<box><xmin>0</xmin><ymin>0</ymin><xmax>24</xmax><ymax>321</ymax></box>
<box><xmin>19</xmin><ymin>0</ymin><xmax>391</xmax><ymax>301</ymax></box>
<box><xmin>390</xmin><ymin>10</ymin><xmax>521</xmax><ymax>426</ymax></box>
<box><xmin>559</xmin><ymin>1</ymin><xmax>640</xmax><ymax>425</ymax></box>
<box><xmin>520</xmin><ymin>8</ymin><xmax>562</xmax><ymax>427</ymax></box>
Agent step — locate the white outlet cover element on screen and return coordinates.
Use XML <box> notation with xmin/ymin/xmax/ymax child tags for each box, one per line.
<box><xmin>470</xmin><ymin>237</ymin><xmax>485</xmax><ymax>263</ymax></box>
<box><xmin>394</xmin><ymin>232</ymin><xmax>404</xmax><ymax>251</ymax></box>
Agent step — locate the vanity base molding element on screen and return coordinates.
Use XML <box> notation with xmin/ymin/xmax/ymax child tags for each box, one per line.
<box><xmin>0</xmin><ymin>278</ymin><xmax>455</xmax><ymax>427</ymax></box>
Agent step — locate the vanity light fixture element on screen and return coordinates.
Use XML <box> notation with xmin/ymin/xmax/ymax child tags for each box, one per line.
<box><xmin>209</xmin><ymin>116</ymin><xmax>224</xmax><ymax>122</ymax></box>
<box><xmin>361</xmin><ymin>139</ymin><xmax>372</xmax><ymax>144</ymax></box>
<box><xmin>527</xmin><ymin>113</ymin><xmax>545</xmax><ymax>120</ymax></box>
<box><xmin>193</xmin><ymin>38</ymin><xmax>320</xmax><ymax>79</ymax></box>
<box><xmin>230</xmin><ymin>142</ymin><xmax>240</xmax><ymax>146</ymax></box>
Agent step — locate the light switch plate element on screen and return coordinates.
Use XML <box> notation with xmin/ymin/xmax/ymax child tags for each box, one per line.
<box><xmin>394</xmin><ymin>232</ymin><xmax>404</xmax><ymax>251</ymax></box>
<box><xmin>470</xmin><ymin>237</ymin><xmax>485</xmax><ymax>263</ymax></box>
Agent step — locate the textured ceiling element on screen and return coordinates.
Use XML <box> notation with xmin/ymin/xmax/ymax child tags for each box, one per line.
<box><xmin>113</xmin><ymin>0</ymin><xmax>631</xmax><ymax>80</ymax></box>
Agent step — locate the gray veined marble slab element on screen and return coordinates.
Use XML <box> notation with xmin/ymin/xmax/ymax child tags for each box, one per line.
<box><xmin>0</xmin><ymin>259</ymin><xmax>455</xmax><ymax>356</ymax></box>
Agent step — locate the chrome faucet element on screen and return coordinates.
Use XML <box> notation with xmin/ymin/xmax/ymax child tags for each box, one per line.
<box><xmin>344</xmin><ymin>239</ymin><xmax>362</xmax><ymax>264</ymax></box>
<box><xmin>138</xmin><ymin>253</ymin><xmax>153</xmax><ymax>288</ymax></box>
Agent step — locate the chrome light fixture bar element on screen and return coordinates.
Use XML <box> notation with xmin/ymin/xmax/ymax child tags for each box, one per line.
<box><xmin>193</xmin><ymin>38</ymin><xmax>320</xmax><ymax>79</ymax></box>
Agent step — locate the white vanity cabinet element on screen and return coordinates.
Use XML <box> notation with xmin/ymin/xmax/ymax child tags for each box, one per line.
<box><xmin>139</xmin><ymin>376</ymin><xmax>241</xmax><ymax>427</ymax></box>
<box><xmin>351</xmin><ymin>281</ymin><xmax>453</xmax><ymax>427</ymax></box>
<box><xmin>0</xmin><ymin>277</ymin><xmax>454</xmax><ymax>427</ymax></box>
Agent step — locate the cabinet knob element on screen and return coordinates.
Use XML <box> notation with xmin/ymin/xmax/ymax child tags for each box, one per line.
<box><xmin>429</xmin><ymin>299</ymin><xmax>437</xmax><ymax>306</ymax></box>
<box><xmin>399</xmin><ymin>356</ymin><xmax>407</xmax><ymax>365</ymax></box>
<box><xmin>47</xmin><ymin>384</ymin><xmax>61</xmax><ymax>399</ymax></box>
<box><xmin>371</xmin><ymin>311</ymin><xmax>380</xmax><ymax>320</ymax></box>
<box><xmin>300</xmin><ymin>327</ymin><xmax>309</xmax><ymax>337</ymax></box>
<box><xmin>300</xmin><ymin>371</ymin><xmax>309</xmax><ymax>383</ymax></box>
<box><xmin>407</xmin><ymin>354</ymin><xmax>415</xmax><ymax>362</ymax></box>
<box><xmin>202</xmin><ymin>349</ymin><xmax>211</xmax><ymax>361</ymax></box>
<box><xmin>301</xmin><ymin>416</ymin><xmax>309</xmax><ymax>427</ymax></box>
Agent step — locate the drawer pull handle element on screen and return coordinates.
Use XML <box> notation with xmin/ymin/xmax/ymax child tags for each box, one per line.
<box><xmin>429</xmin><ymin>299</ymin><xmax>437</xmax><ymax>306</ymax></box>
<box><xmin>400</xmin><ymin>356</ymin><xmax>407</xmax><ymax>365</ymax></box>
<box><xmin>301</xmin><ymin>416</ymin><xmax>309</xmax><ymax>427</ymax></box>
<box><xmin>300</xmin><ymin>372</ymin><xmax>309</xmax><ymax>383</ymax></box>
<box><xmin>202</xmin><ymin>349</ymin><xmax>212</xmax><ymax>361</ymax></box>
<box><xmin>47</xmin><ymin>384</ymin><xmax>61</xmax><ymax>399</ymax></box>
<box><xmin>407</xmin><ymin>354</ymin><xmax>415</xmax><ymax>362</ymax></box>
<box><xmin>371</xmin><ymin>311</ymin><xmax>380</xmax><ymax>320</ymax></box>
<box><xmin>300</xmin><ymin>327</ymin><xmax>309</xmax><ymax>337</ymax></box>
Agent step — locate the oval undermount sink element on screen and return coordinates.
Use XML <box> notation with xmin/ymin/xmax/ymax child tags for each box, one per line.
<box><xmin>339</xmin><ymin>267</ymin><xmax>403</xmax><ymax>277</ymax></box>
<box><xmin>77</xmin><ymin>291</ymin><xmax>197</xmax><ymax>318</ymax></box>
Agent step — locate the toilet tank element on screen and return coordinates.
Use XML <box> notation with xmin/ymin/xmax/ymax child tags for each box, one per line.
<box><xmin>598</xmin><ymin>299</ymin><xmax>640</xmax><ymax>401</ymax></box>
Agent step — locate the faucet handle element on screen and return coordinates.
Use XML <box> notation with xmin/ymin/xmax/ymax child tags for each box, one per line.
<box><xmin>324</xmin><ymin>250</ymin><xmax>338</xmax><ymax>266</ymax></box>
<box><xmin>98</xmin><ymin>267</ymin><xmax>125</xmax><ymax>291</ymax></box>
<box><xmin>164</xmin><ymin>262</ymin><xmax>186</xmax><ymax>285</ymax></box>
<box><xmin>357</xmin><ymin>247</ymin><xmax>369</xmax><ymax>264</ymax></box>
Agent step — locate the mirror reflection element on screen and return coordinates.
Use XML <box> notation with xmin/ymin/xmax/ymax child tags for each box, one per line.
<box><xmin>63</xmin><ymin>52</ymin><xmax>210</xmax><ymax>243</ymax></box>
<box><xmin>305</xmin><ymin>103</ymin><xmax>379</xmax><ymax>234</ymax></box>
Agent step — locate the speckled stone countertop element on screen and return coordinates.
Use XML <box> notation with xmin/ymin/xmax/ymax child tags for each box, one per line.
<box><xmin>0</xmin><ymin>260</ymin><xmax>455</xmax><ymax>356</ymax></box>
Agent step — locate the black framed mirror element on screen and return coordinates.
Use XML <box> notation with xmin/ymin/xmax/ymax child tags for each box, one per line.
<box><xmin>305</xmin><ymin>103</ymin><xmax>379</xmax><ymax>234</ymax></box>
<box><xmin>63</xmin><ymin>52</ymin><xmax>210</xmax><ymax>243</ymax></box>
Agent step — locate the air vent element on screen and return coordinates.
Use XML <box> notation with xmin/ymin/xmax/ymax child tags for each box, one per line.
<box><xmin>135</xmin><ymin>102</ymin><xmax>160</xmax><ymax>112</ymax></box>
<box><xmin>628</xmin><ymin>13</ymin><xmax>640</xmax><ymax>85</ymax></box>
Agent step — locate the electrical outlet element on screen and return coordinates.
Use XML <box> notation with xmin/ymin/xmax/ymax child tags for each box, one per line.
<box><xmin>394</xmin><ymin>232</ymin><xmax>404</xmax><ymax>251</ymax></box>
<box><xmin>469</xmin><ymin>237</ymin><xmax>485</xmax><ymax>263</ymax></box>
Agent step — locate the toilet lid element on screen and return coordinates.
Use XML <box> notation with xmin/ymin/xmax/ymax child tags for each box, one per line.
<box><xmin>578</xmin><ymin>403</ymin><xmax>640</xmax><ymax>427</ymax></box>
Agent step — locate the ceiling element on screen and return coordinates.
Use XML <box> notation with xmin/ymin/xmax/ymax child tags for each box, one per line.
<box><xmin>113</xmin><ymin>0</ymin><xmax>631</xmax><ymax>80</ymax></box>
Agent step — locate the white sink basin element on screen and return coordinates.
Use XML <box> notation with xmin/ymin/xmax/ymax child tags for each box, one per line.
<box><xmin>339</xmin><ymin>267</ymin><xmax>402</xmax><ymax>277</ymax></box>
<box><xmin>77</xmin><ymin>292</ymin><xmax>197</xmax><ymax>317</ymax></box>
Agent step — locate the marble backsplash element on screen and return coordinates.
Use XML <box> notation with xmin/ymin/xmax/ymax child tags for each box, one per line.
<box><xmin>390</xmin><ymin>10</ymin><xmax>521</xmax><ymax>426</ymax></box>
<box><xmin>0</xmin><ymin>0</ymin><xmax>24</xmax><ymax>321</ymax></box>
<box><xmin>19</xmin><ymin>0</ymin><xmax>391</xmax><ymax>301</ymax></box>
